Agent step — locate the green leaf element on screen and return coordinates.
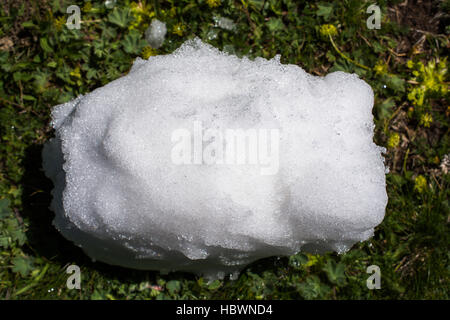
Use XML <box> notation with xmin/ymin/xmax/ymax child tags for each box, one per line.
<box><xmin>266</xmin><ymin>18</ymin><xmax>284</xmax><ymax>33</ymax></box>
<box><xmin>385</xmin><ymin>74</ymin><xmax>405</xmax><ymax>92</ymax></box>
<box><xmin>166</xmin><ymin>280</ymin><xmax>181</xmax><ymax>294</ymax></box>
<box><xmin>377</xmin><ymin>98</ymin><xmax>395</xmax><ymax>119</ymax></box>
<box><xmin>248</xmin><ymin>0</ymin><xmax>264</xmax><ymax>11</ymax></box>
<box><xmin>108</xmin><ymin>8</ymin><xmax>131</xmax><ymax>28</ymax></box>
<box><xmin>91</xmin><ymin>290</ymin><xmax>105</xmax><ymax>300</ymax></box>
<box><xmin>13</xmin><ymin>72</ymin><xmax>33</xmax><ymax>82</ymax></box>
<box><xmin>21</xmin><ymin>21</ymin><xmax>36</xmax><ymax>28</ymax></box>
<box><xmin>289</xmin><ymin>253</ymin><xmax>308</xmax><ymax>269</ymax></box>
<box><xmin>11</xmin><ymin>229</ymin><xmax>27</xmax><ymax>246</ymax></box>
<box><xmin>322</xmin><ymin>260</ymin><xmax>347</xmax><ymax>286</ymax></box>
<box><xmin>297</xmin><ymin>276</ymin><xmax>330</xmax><ymax>299</ymax></box>
<box><xmin>40</xmin><ymin>38</ymin><xmax>53</xmax><ymax>53</ymax></box>
<box><xmin>207</xmin><ymin>279</ymin><xmax>221</xmax><ymax>290</ymax></box>
<box><xmin>316</xmin><ymin>3</ymin><xmax>333</xmax><ymax>20</ymax></box>
<box><xmin>12</xmin><ymin>256</ymin><xmax>34</xmax><ymax>277</ymax></box>
<box><xmin>0</xmin><ymin>198</ymin><xmax>11</xmax><ymax>218</ymax></box>
<box><xmin>22</xmin><ymin>95</ymin><xmax>36</xmax><ymax>101</ymax></box>
<box><xmin>389</xmin><ymin>173</ymin><xmax>407</xmax><ymax>187</ymax></box>
<box><xmin>267</xmin><ymin>0</ymin><xmax>282</xmax><ymax>15</ymax></box>
<box><xmin>326</xmin><ymin>51</ymin><xmax>336</xmax><ymax>62</ymax></box>
<box><xmin>0</xmin><ymin>237</ymin><xmax>9</xmax><ymax>248</ymax></box>
<box><xmin>122</xmin><ymin>30</ymin><xmax>145</xmax><ymax>54</ymax></box>
<box><xmin>372</xmin><ymin>41</ymin><xmax>385</xmax><ymax>53</ymax></box>
<box><xmin>86</xmin><ymin>68</ymin><xmax>97</xmax><ymax>80</ymax></box>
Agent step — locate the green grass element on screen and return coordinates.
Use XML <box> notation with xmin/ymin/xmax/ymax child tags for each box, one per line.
<box><xmin>0</xmin><ymin>0</ymin><xmax>448</xmax><ymax>300</ymax></box>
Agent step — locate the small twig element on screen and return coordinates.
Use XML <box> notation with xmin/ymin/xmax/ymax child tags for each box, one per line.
<box><xmin>388</xmin><ymin>48</ymin><xmax>407</xmax><ymax>57</ymax></box>
<box><xmin>153</xmin><ymin>0</ymin><xmax>161</xmax><ymax>19</ymax></box>
<box><xmin>13</xmin><ymin>208</ymin><xmax>23</xmax><ymax>226</ymax></box>
<box><xmin>80</xmin><ymin>19</ymin><xmax>102</xmax><ymax>24</ymax></box>
<box><xmin>402</xmin><ymin>148</ymin><xmax>410</xmax><ymax>174</ymax></box>
<box><xmin>385</xmin><ymin>102</ymin><xmax>406</xmax><ymax>135</ymax></box>
<box><xmin>413</xmin><ymin>29</ymin><xmax>447</xmax><ymax>39</ymax></box>
<box><xmin>357</xmin><ymin>31</ymin><xmax>372</xmax><ymax>48</ymax></box>
<box><xmin>430</xmin><ymin>173</ymin><xmax>442</xmax><ymax>190</ymax></box>
<box><xmin>0</xmin><ymin>97</ymin><xmax>41</xmax><ymax>117</ymax></box>
<box><xmin>0</xmin><ymin>96</ymin><xmax>26</xmax><ymax>109</ymax></box>
<box><xmin>238</xmin><ymin>1</ymin><xmax>256</xmax><ymax>31</ymax></box>
<box><xmin>18</xmin><ymin>80</ymin><xmax>24</xmax><ymax>106</ymax></box>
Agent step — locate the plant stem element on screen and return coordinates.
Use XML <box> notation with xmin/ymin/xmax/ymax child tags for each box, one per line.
<box><xmin>153</xmin><ymin>0</ymin><xmax>161</xmax><ymax>19</ymax></box>
<box><xmin>329</xmin><ymin>35</ymin><xmax>371</xmax><ymax>71</ymax></box>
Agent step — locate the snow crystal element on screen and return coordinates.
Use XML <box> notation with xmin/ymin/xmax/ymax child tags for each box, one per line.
<box><xmin>104</xmin><ymin>0</ymin><xmax>117</xmax><ymax>9</ymax></box>
<box><xmin>213</xmin><ymin>16</ymin><xmax>236</xmax><ymax>31</ymax></box>
<box><xmin>42</xmin><ymin>39</ymin><xmax>387</xmax><ymax>279</ymax></box>
<box><xmin>145</xmin><ymin>19</ymin><xmax>166</xmax><ymax>49</ymax></box>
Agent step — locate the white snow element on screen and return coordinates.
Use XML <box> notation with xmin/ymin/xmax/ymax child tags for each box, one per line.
<box><xmin>145</xmin><ymin>19</ymin><xmax>166</xmax><ymax>49</ymax></box>
<box><xmin>42</xmin><ymin>39</ymin><xmax>387</xmax><ymax>279</ymax></box>
<box><xmin>213</xmin><ymin>16</ymin><xmax>236</xmax><ymax>31</ymax></box>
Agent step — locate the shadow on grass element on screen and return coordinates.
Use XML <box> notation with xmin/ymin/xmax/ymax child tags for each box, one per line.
<box><xmin>21</xmin><ymin>143</ymin><xmax>88</xmax><ymax>265</ymax></box>
<box><xmin>19</xmin><ymin>143</ymin><xmax>163</xmax><ymax>284</ymax></box>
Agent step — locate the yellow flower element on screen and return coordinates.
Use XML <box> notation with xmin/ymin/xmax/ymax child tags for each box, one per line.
<box><xmin>130</xmin><ymin>1</ymin><xmax>146</xmax><ymax>15</ymax></box>
<box><xmin>54</xmin><ymin>16</ymin><xmax>66</xmax><ymax>30</ymax></box>
<box><xmin>169</xmin><ymin>7</ymin><xmax>177</xmax><ymax>18</ymax></box>
<box><xmin>414</xmin><ymin>175</ymin><xmax>427</xmax><ymax>193</ymax></box>
<box><xmin>172</xmin><ymin>23</ymin><xmax>185</xmax><ymax>36</ymax></box>
<box><xmin>305</xmin><ymin>254</ymin><xmax>319</xmax><ymax>267</ymax></box>
<box><xmin>129</xmin><ymin>1</ymin><xmax>154</xmax><ymax>29</ymax></box>
<box><xmin>387</xmin><ymin>132</ymin><xmax>400</xmax><ymax>148</ymax></box>
<box><xmin>422</xmin><ymin>59</ymin><xmax>447</xmax><ymax>95</ymax></box>
<box><xmin>128</xmin><ymin>14</ymin><xmax>143</xmax><ymax>30</ymax></box>
<box><xmin>83</xmin><ymin>2</ymin><xmax>92</xmax><ymax>12</ymax></box>
<box><xmin>70</xmin><ymin>67</ymin><xmax>81</xmax><ymax>79</ymax></box>
<box><xmin>433</xmin><ymin>156</ymin><xmax>440</xmax><ymax>165</ymax></box>
<box><xmin>407</xmin><ymin>87</ymin><xmax>425</xmax><ymax>107</ymax></box>
<box><xmin>419</xmin><ymin>113</ymin><xmax>433</xmax><ymax>127</ymax></box>
<box><xmin>206</xmin><ymin>0</ymin><xmax>221</xmax><ymax>8</ymax></box>
<box><xmin>141</xmin><ymin>46</ymin><xmax>157</xmax><ymax>59</ymax></box>
<box><xmin>408</xmin><ymin>59</ymin><xmax>447</xmax><ymax>108</ymax></box>
<box><xmin>374</xmin><ymin>60</ymin><xmax>388</xmax><ymax>75</ymax></box>
<box><xmin>319</xmin><ymin>24</ymin><xmax>337</xmax><ymax>37</ymax></box>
